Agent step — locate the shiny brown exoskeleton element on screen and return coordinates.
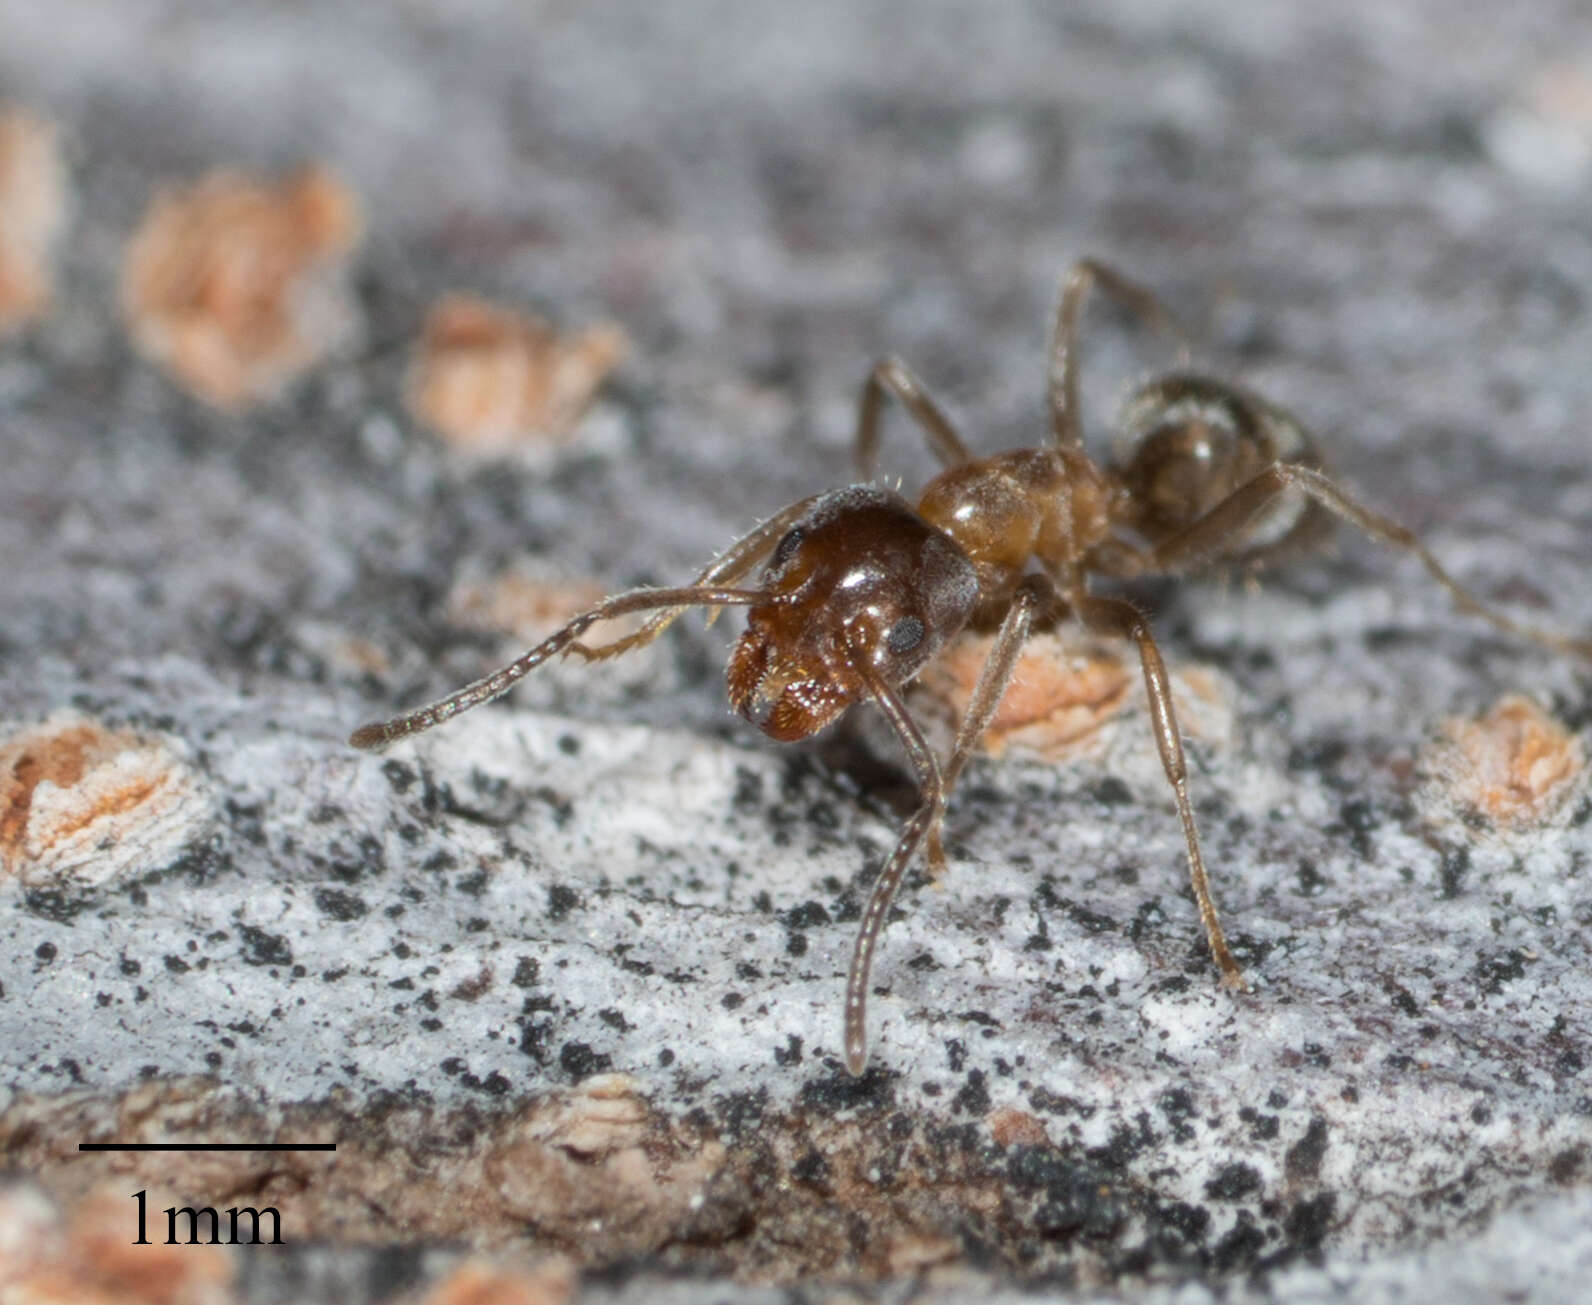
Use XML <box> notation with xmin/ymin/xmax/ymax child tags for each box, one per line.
<box><xmin>351</xmin><ymin>259</ymin><xmax>1592</xmax><ymax>1074</ymax></box>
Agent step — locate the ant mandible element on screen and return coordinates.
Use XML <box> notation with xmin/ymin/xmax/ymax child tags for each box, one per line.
<box><xmin>351</xmin><ymin>259</ymin><xmax>1591</xmax><ymax>1074</ymax></box>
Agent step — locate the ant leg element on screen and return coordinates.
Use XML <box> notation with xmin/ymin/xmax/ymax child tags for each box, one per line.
<box><xmin>854</xmin><ymin>356</ymin><xmax>973</xmax><ymax>481</ymax></box>
<box><xmin>1048</xmin><ymin>258</ymin><xmax>1190</xmax><ymax>448</ymax></box>
<box><xmin>925</xmin><ymin>574</ymin><xmax>1063</xmax><ymax>875</ymax></box>
<box><xmin>349</xmin><ymin>584</ymin><xmax>765</xmax><ymax>750</ymax></box>
<box><xmin>1151</xmin><ymin>464</ymin><xmax>1592</xmax><ymax>660</ymax></box>
<box><xmin>843</xmin><ymin>656</ymin><xmax>946</xmax><ymax>1075</ymax></box>
<box><xmin>1073</xmin><ymin>593</ymin><xmax>1248</xmax><ymax>990</ymax></box>
<box><xmin>569</xmin><ymin>494</ymin><xmax>823</xmax><ymax>662</ymax></box>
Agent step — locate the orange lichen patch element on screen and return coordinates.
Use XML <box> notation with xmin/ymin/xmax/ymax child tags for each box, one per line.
<box><xmin>1428</xmin><ymin>694</ymin><xmax>1584</xmax><ymax>827</ymax></box>
<box><xmin>0</xmin><ymin>713</ymin><xmax>208</xmax><ymax>887</ymax></box>
<box><xmin>330</xmin><ymin>633</ymin><xmax>392</xmax><ymax>677</ymax></box>
<box><xmin>67</xmin><ymin>1188</ymin><xmax>233</xmax><ymax>1305</ymax></box>
<box><xmin>120</xmin><ymin>164</ymin><xmax>361</xmax><ymax>408</ymax></box>
<box><xmin>446</xmin><ymin>562</ymin><xmax>642</xmax><ymax>648</ymax></box>
<box><xmin>916</xmin><ymin>629</ymin><xmax>1235</xmax><ymax>764</ymax></box>
<box><xmin>407</xmin><ymin>294</ymin><xmax>625</xmax><ymax>459</ymax></box>
<box><xmin>0</xmin><ymin>1184</ymin><xmax>233</xmax><ymax>1305</ymax></box>
<box><xmin>1522</xmin><ymin>58</ymin><xmax>1592</xmax><ymax>137</ymax></box>
<box><xmin>985</xmin><ymin>1106</ymin><xmax>1050</xmax><ymax>1149</ymax></box>
<box><xmin>408</xmin><ymin>1260</ymin><xmax>574</xmax><ymax>1305</ymax></box>
<box><xmin>917</xmin><ymin>629</ymin><xmax>1135</xmax><ymax>760</ymax></box>
<box><xmin>0</xmin><ymin>107</ymin><xmax>69</xmax><ymax>333</ymax></box>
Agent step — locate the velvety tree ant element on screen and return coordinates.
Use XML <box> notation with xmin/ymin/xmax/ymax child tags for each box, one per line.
<box><xmin>352</xmin><ymin>259</ymin><xmax>1591</xmax><ymax>1074</ymax></box>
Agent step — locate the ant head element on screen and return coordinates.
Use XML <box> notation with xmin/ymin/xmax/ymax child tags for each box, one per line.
<box><xmin>727</xmin><ymin>486</ymin><xmax>978</xmax><ymax>741</ymax></box>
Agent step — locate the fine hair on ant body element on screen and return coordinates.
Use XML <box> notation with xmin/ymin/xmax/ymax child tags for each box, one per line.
<box><xmin>352</xmin><ymin>258</ymin><xmax>1591</xmax><ymax>1074</ymax></box>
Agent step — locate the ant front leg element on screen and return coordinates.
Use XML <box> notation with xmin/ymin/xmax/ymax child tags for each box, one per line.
<box><xmin>1073</xmin><ymin>592</ymin><xmax>1248</xmax><ymax>990</ymax></box>
<box><xmin>854</xmin><ymin>356</ymin><xmax>974</xmax><ymax>481</ymax></box>
<box><xmin>924</xmin><ymin>575</ymin><xmax>1062</xmax><ymax>876</ymax></box>
<box><xmin>843</xmin><ymin>656</ymin><xmax>947</xmax><ymax>1076</ymax></box>
<box><xmin>1150</xmin><ymin>463</ymin><xmax>1592</xmax><ymax>660</ymax></box>
<box><xmin>1048</xmin><ymin>258</ymin><xmax>1192</xmax><ymax>449</ymax></box>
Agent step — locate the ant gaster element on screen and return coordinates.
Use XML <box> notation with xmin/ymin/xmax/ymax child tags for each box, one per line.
<box><xmin>352</xmin><ymin>259</ymin><xmax>1591</xmax><ymax>1074</ymax></box>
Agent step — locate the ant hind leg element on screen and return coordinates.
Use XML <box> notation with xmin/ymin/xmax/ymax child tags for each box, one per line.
<box><xmin>1150</xmin><ymin>463</ymin><xmax>1592</xmax><ymax>661</ymax></box>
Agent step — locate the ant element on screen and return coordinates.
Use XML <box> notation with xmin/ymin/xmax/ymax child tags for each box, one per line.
<box><xmin>351</xmin><ymin>259</ymin><xmax>1591</xmax><ymax>1075</ymax></box>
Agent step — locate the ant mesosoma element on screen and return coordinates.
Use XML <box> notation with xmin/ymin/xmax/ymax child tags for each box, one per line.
<box><xmin>352</xmin><ymin>259</ymin><xmax>1591</xmax><ymax>1074</ymax></box>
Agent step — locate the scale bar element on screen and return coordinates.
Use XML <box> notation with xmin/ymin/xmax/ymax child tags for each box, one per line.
<box><xmin>79</xmin><ymin>1143</ymin><xmax>336</xmax><ymax>1152</ymax></box>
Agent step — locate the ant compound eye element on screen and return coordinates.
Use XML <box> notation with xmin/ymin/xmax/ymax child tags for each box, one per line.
<box><xmin>772</xmin><ymin>526</ymin><xmax>805</xmax><ymax>569</ymax></box>
<box><xmin>885</xmin><ymin>616</ymin><xmax>925</xmax><ymax>656</ymax></box>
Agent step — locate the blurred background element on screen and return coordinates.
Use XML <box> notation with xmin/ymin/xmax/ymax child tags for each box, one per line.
<box><xmin>3</xmin><ymin>1</ymin><xmax>1590</xmax><ymax>646</ymax></box>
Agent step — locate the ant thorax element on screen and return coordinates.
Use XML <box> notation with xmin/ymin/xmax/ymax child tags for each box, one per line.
<box><xmin>914</xmin><ymin>445</ymin><xmax>1120</xmax><ymax>613</ymax></box>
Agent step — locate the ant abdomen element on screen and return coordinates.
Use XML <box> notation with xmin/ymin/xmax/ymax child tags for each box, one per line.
<box><xmin>1111</xmin><ymin>373</ymin><xmax>1332</xmax><ymax>566</ymax></box>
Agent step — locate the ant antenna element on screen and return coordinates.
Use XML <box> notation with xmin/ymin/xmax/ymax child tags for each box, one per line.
<box><xmin>349</xmin><ymin>584</ymin><xmax>765</xmax><ymax>750</ymax></box>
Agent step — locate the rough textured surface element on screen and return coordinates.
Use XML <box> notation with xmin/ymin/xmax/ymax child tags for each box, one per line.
<box><xmin>2</xmin><ymin>1</ymin><xmax>1591</xmax><ymax>1301</ymax></box>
